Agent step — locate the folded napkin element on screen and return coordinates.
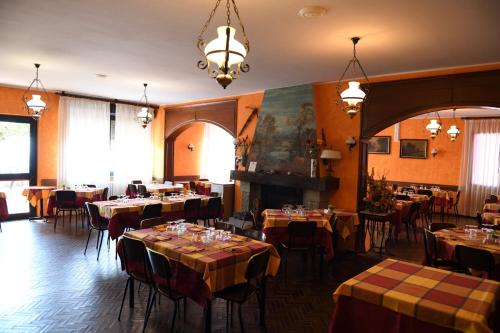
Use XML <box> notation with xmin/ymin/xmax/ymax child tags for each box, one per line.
<box><xmin>177</xmin><ymin>245</ymin><xmax>205</xmax><ymax>254</ymax></box>
<box><xmin>226</xmin><ymin>246</ymin><xmax>248</xmax><ymax>254</ymax></box>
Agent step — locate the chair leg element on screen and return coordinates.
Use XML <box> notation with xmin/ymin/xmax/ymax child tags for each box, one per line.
<box><xmin>225</xmin><ymin>300</ymin><xmax>229</xmax><ymax>332</ymax></box>
<box><xmin>238</xmin><ymin>303</ymin><xmax>244</xmax><ymax>333</ymax></box>
<box><xmin>118</xmin><ymin>278</ymin><xmax>130</xmax><ymax>321</ymax></box>
<box><xmin>97</xmin><ymin>230</ymin><xmax>104</xmax><ymax>261</ymax></box>
<box><xmin>143</xmin><ymin>291</ymin><xmax>156</xmax><ymax>333</ymax></box>
<box><xmin>84</xmin><ymin>228</ymin><xmax>92</xmax><ymax>255</ymax></box>
<box><xmin>54</xmin><ymin>209</ymin><xmax>59</xmax><ymax>232</ymax></box>
<box><xmin>171</xmin><ymin>300</ymin><xmax>178</xmax><ymax>332</ymax></box>
<box><xmin>282</xmin><ymin>248</ymin><xmax>288</xmax><ymax>282</ymax></box>
<box><xmin>96</xmin><ymin>229</ymin><xmax>101</xmax><ymax>249</ymax></box>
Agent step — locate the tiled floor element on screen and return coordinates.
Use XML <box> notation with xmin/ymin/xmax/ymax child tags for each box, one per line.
<box><xmin>0</xmin><ymin>214</ymin><xmax>476</xmax><ymax>332</ymax></box>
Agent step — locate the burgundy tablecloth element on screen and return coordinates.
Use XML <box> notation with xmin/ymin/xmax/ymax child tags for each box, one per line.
<box><xmin>0</xmin><ymin>197</ymin><xmax>8</xmax><ymax>221</ymax></box>
<box><xmin>328</xmin><ymin>295</ymin><xmax>461</xmax><ymax>333</ymax></box>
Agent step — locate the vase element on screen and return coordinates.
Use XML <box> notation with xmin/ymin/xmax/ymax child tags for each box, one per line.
<box><xmin>310</xmin><ymin>159</ymin><xmax>317</xmax><ymax>178</ymax></box>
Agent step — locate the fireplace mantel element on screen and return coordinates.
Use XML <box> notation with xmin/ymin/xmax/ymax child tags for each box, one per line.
<box><xmin>230</xmin><ymin>170</ymin><xmax>339</xmax><ymax>191</ymax></box>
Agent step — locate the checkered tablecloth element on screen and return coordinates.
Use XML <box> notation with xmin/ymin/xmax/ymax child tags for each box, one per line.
<box><xmin>145</xmin><ymin>184</ymin><xmax>184</xmax><ymax>193</ymax></box>
<box><xmin>433</xmin><ymin>228</ymin><xmax>500</xmax><ymax>263</ymax></box>
<box><xmin>333</xmin><ymin>258</ymin><xmax>500</xmax><ymax>333</ymax></box>
<box><xmin>262</xmin><ymin>209</ymin><xmax>333</xmax><ymax>232</ymax></box>
<box><xmin>49</xmin><ymin>188</ymin><xmax>105</xmax><ymax>201</ymax></box>
<box><xmin>482</xmin><ymin>212</ymin><xmax>500</xmax><ymax>225</ymax></box>
<box><xmin>433</xmin><ymin>190</ymin><xmax>457</xmax><ymax>208</ymax></box>
<box><xmin>22</xmin><ymin>186</ymin><xmax>57</xmax><ymax>207</ymax></box>
<box><xmin>484</xmin><ymin>203</ymin><xmax>500</xmax><ymax>213</ymax></box>
<box><xmin>124</xmin><ymin>224</ymin><xmax>280</xmax><ymax>294</ymax></box>
<box><xmin>94</xmin><ymin>195</ymin><xmax>211</xmax><ymax>219</ymax></box>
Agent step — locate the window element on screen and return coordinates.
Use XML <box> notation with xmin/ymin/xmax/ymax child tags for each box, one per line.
<box><xmin>471</xmin><ymin>133</ymin><xmax>500</xmax><ymax>187</ymax></box>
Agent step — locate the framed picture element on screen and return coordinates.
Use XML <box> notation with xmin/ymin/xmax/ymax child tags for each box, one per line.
<box><xmin>400</xmin><ymin>139</ymin><xmax>428</xmax><ymax>159</ymax></box>
<box><xmin>368</xmin><ymin>136</ymin><xmax>391</xmax><ymax>154</ymax></box>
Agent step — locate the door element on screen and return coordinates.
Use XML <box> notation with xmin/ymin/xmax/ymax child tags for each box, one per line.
<box><xmin>0</xmin><ymin>115</ymin><xmax>37</xmax><ymax>220</ymax></box>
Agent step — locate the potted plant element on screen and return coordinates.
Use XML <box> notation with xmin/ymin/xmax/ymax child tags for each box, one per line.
<box><xmin>306</xmin><ymin>139</ymin><xmax>319</xmax><ymax>178</ymax></box>
<box><xmin>363</xmin><ymin>168</ymin><xmax>395</xmax><ymax>213</ymax></box>
<box><xmin>234</xmin><ymin>135</ymin><xmax>251</xmax><ymax>169</ymax></box>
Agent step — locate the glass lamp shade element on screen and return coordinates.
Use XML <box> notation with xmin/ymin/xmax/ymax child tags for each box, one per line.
<box><xmin>425</xmin><ymin>119</ymin><xmax>442</xmax><ymax>138</ymax></box>
<box><xmin>137</xmin><ymin>107</ymin><xmax>153</xmax><ymax>128</ymax></box>
<box><xmin>204</xmin><ymin>26</ymin><xmax>247</xmax><ymax>68</ymax></box>
<box><xmin>320</xmin><ymin>149</ymin><xmax>342</xmax><ymax>160</ymax></box>
<box><xmin>26</xmin><ymin>94</ymin><xmax>46</xmax><ymax>119</ymax></box>
<box><xmin>447</xmin><ymin>125</ymin><xmax>460</xmax><ymax>141</ymax></box>
<box><xmin>340</xmin><ymin>81</ymin><xmax>366</xmax><ymax>106</ymax></box>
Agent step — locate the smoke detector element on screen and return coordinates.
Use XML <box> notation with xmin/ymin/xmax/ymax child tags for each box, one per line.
<box><xmin>298</xmin><ymin>6</ymin><xmax>327</xmax><ymax>18</ymax></box>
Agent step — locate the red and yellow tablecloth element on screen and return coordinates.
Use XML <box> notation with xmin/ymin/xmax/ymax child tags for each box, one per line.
<box><xmin>22</xmin><ymin>186</ymin><xmax>56</xmax><ymax>207</ymax></box>
<box><xmin>195</xmin><ymin>181</ymin><xmax>211</xmax><ymax>196</ymax></box>
<box><xmin>123</xmin><ymin>224</ymin><xmax>280</xmax><ymax>305</ymax></box>
<box><xmin>482</xmin><ymin>212</ymin><xmax>500</xmax><ymax>225</ymax></box>
<box><xmin>433</xmin><ymin>190</ymin><xmax>458</xmax><ymax>209</ymax></box>
<box><xmin>46</xmin><ymin>188</ymin><xmax>105</xmax><ymax>215</ymax></box>
<box><xmin>484</xmin><ymin>203</ymin><xmax>500</xmax><ymax>213</ymax></box>
<box><xmin>0</xmin><ymin>192</ymin><xmax>8</xmax><ymax>221</ymax></box>
<box><xmin>145</xmin><ymin>183</ymin><xmax>184</xmax><ymax>194</ymax></box>
<box><xmin>331</xmin><ymin>258</ymin><xmax>500</xmax><ymax>333</ymax></box>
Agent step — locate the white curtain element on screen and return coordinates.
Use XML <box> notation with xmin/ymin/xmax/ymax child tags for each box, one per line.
<box><xmin>112</xmin><ymin>104</ymin><xmax>153</xmax><ymax>195</ymax></box>
<box><xmin>200</xmin><ymin>123</ymin><xmax>235</xmax><ymax>183</ymax></box>
<box><xmin>58</xmin><ymin>97</ymin><xmax>111</xmax><ymax>187</ymax></box>
<box><xmin>458</xmin><ymin>119</ymin><xmax>500</xmax><ymax>216</ymax></box>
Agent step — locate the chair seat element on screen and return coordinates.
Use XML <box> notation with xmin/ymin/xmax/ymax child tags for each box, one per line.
<box><xmin>213</xmin><ymin>283</ymin><xmax>256</xmax><ymax>303</ymax></box>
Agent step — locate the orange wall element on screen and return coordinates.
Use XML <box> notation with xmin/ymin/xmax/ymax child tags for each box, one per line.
<box><xmin>368</xmin><ymin>118</ymin><xmax>464</xmax><ymax>186</ymax></box>
<box><xmin>0</xmin><ymin>85</ymin><xmax>59</xmax><ymax>185</ymax></box>
<box><xmin>152</xmin><ymin>107</ymin><xmax>165</xmax><ymax>181</ymax></box>
<box><xmin>173</xmin><ymin>122</ymin><xmax>205</xmax><ymax>176</ymax></box>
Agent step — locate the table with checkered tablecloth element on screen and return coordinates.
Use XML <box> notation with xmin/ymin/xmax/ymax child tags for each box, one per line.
<box><xmin>484</xmin><ymin>203</ymin><xmax>500</xmax><ymax>213</ymax></box>
<box><xmin>329</xmin><ymin>258</ymin><xmax>500</xmax><ymax>333</ymax></box>
<box><xmin>123</xmin><ymin>224</ymin><xmax>280</xmax><ymax>306</ymax></box>
<box><xmin>46</xmin><ymin>187</ymin><xmax>105</xmax><ymax>215</ymax></box>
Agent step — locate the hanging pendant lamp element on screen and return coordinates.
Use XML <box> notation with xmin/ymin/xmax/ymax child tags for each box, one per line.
<box><xmin>447</xmin><ymin>109</ymin><xmax>460</xmax><ymax>141</ymax></box>
<box><xmin>136</xmin><ymin>83</ymin><xmax>153</xmax><ymax>128</ymax></box>
<box><xmin>425</xmin><ymin>112</ymin><xmax>442</xmax><ymax>139</ymax></box>
<box><xmin>197</xmin><ymin>0</ymin><xmax>250</xmax><ymax>89</ymax></box>
<box><xmin>336</xmin><ymin>37</ymin><xmax>370</xmax><ymax>118</ymax></box>
<box><xmin>22</xmin><ymin>63</ymin><xmax>49</xmax><ymax>120</ymax></box>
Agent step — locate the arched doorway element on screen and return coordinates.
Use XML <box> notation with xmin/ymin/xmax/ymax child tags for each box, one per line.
<box><xmin>358</xmin><ymin>69</ymin><xmax>500</xmax><ymax>208</ymax></box>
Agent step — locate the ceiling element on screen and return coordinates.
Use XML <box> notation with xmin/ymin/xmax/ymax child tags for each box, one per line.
<box><xmin>411</xmin><ymin>108</ymin><xmax>500</xmax><ymax>119</ymax></box>
<box><xmin>1</xmin><ymin>0</ymin><xmax>500</xmax><ymax>105</ymax></box>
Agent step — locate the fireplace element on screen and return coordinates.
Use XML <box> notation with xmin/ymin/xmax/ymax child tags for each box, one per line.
<box><xmin>260</xmin><ymin>184</ymin><xmax>303</xmax><ymax>209</ymax></box>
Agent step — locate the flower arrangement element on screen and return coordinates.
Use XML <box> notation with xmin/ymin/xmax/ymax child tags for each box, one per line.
<box><xmin>234</xmin><ymin>135</ymin><xmax>251</xmax><ymax>166</ymax></box>
<box><xmin>364</xmin><ymin>168</ymin><xmax>395</xmax><ymax>213</ymax></box>
<box><xmin>306</xmin><ymin>139</ymin><xmax>319</xmax><ymax>159</ymax></box>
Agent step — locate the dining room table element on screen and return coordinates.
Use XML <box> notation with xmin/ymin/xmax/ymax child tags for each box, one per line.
<box><xmin>328</xmin><ymin>258</ymin><xmax>500</xmax><ymax>333</ymax></box>
<box><xmin>432</xmin><ymin>189</ymin><xmax>458</xmax><ymax>221</ymax></box>
<box><xmin>482</xmin><ymin>212</ymin><xmax>500</xmax><ymax>225</ymax></box>
<box><xmin>94</xmin><ymin>194</ymin><xmax>215</xmax><ymax>239</ymax></box>
<box><xmin>195</xmin><ymin>181</ymin><xmax>211</xmax><ymax>196</ymax></box>
<box><xmin>122</xmin><ymin>223</ymin><xmax>280</xmax><ymax>332</ymax></box>
<box><xmin>145</xmin><ymin>183</ymin><xmax>184</xmax><ymax>194</ymax></box>
<box><xmin>433</xmin><ymin>227</ymin><xmax>500</xmax><ymax>279</ymax></box>
<box><xmin>484</xmin><ymin>203</ymin><xmax>500</xmax><ymax>213</ymax></box>
<box><xmin>22</xmin><ymin>185</ymin><xmax>57</xmax><ymax>220</ymax></box>
<box><xmin>46</xmin><ymin>187</ymin><xmax>105</xmax><ymax>215</ymax></box>
<box><xmin>261</xmin><ymin>208</ymin><xmax>335</xmax><ymax>260</ymax></box>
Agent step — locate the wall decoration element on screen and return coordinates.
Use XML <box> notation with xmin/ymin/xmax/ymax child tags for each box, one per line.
<box><xmin>247</xmin><ymin>84</ymin><xmax>315</xmax><ymax>175</ymax></box>
<box><xmin>400</xmin><ymin>139</ymin><xmax>428</xmax><ymax>159</ymax></box>
<box><xmin>368</xmin><ymin>136</ymin><xmax>391</xmax><ymax>154</ymax></box>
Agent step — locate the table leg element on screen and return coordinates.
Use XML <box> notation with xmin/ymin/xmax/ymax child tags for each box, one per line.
<box><xmin>204</xmin><ymin>300</ymin><xmax>212</xmax><ymax>333</ymax></box>
<box><xmin>29</xmin><ymin>198</ymin><xmax>46</xmax><ymax>222</ymax></box>
<box><xmin>129</xmin><ymin>278</ymin><xmax>135</xmax><ymax>308</ymax></box>
<box><xmin>440</xmin><ymin>205</ymin><xmax>444</xmax><ymax>222</ymax></box>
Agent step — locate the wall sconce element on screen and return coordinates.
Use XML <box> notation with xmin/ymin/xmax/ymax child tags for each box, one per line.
<box><xmin>345</xmin><ymin>136</ymin><xmax>357</xmax><ymax>151</ymax></box>
<box><xmin>187</xmin><ymin>143</ymin><xmax>195</xmax><ymax>152</ymax></box>
<box><xmin>320</xmin><ymin>149</ymin><xmax>342</xmax><ymax>177</ymax></box>
<box><xmin>431</xmin><ymin>148</ymin><xmax>438</xmax><ymax>157</ymax></box>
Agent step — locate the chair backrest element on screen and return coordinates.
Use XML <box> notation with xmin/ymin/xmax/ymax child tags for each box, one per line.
<box><xmin>328</xmin><ymin>213</ymin><xmax>338</xmax><ymax>232</ymax></box>
<box><xmin>207</xmin><ymin>197</ymin><xmax>222</xmax><ymax>218</ymax></box>
<box><xmin>85</xmin><ymin>202</ymin><xmax>107</xmax><ymax>229</ymax></box>
<box><xmin>121</xmin><ymin>236</ymin><xmax>149</xmax><ymax>279</ymax></box>
<box><xmin>407</xmin><ymin>202</ymin><xmax>421</xmax><ymax>221</ymax></box>
<box><xmin>455</xmin><ymin>245</ymin><xmax>495</xmax><ymax>278</ymax></box>
<box><xmin>41</xmin><ymin>178</ymin><xmax>57</xmax><ymax>186</ymax></box>
<box><xmin>417</xmin><ymin>189</ymin><xmax>433</xmax><ymax>197</ymax></box>
<box><xmin>243</xmin><ymin>229</ymin><xmax>266</xmax><ymax>242</ymax></box>
<box><xmin>132</xmin><ymin>180</ymin><xmax>142</xmax><ymax>184</ymax></box>
<box><xmin>142</xmin><ymin>203</ymin><xmax>163</xmax><ymax>220</ymax></box>
<box><xmin>288</xmin><ymin>221</ymin><xmax>316</xmax><ymax>247</ymax></box>
<box><xmin>56</xmin><ymin>190</ymin><xmax>77</xmax><ymax>204</ymax></box>
<box><xmin>140</xmin><ymin>217</ymin><xmax>165</xmax><ymax>229</ymax></box>
<box><xmin>146</xmin><ymin>248</ymin><xmax>174</xmax><ymax>293</ymax></box>
<box><xmin>427</xmin><ymin>195</ymin><xmax>436</xmax><ymax>210</ymax></box>
<box><xmin>396</xmin><ymin>194</ymin><xmax>411</xmax><ymax>201</ymax></box>
<box><xmin>215</xmin><ymin>221</ymin><xmax>234</xmax><ymax>232</ymax></box>
<box><xmin>184</xmin><ymin>198</ymin><xmax>201</xmax><ymax>220</ymax></box>
<box><xmin>234</xmin><ymin>226</ymin><xmax>245</xmax><ymax>235</ymax></box>
<box><xmin>138</xmin><ymin>184</ymin><xmax>148</xmax><ymax>195</ymax></box>
<box><xmin>189</xmin><ymin>181</ymin><xmax>196</xmax><ymax>191</ymax></box>
<box><xmin>429</xmin><ymin>222</ymin><xmax>456</xmax><ymax>232</ymax></box>
<box><xmin>109</xmin><ymin>195</ymin><xmax>118</xmax><ymax>201</ymax></box>
<box><xmin>454</xmin><ymin>191</ymin><xmax>461</xmax><ymax>205</ymax></box>
<box><xmin>128</xmin><ymin>184</ymin><xmax>138</xmax><ymax>196</ymax></box>
<box><xmin>85</xmin><ymin>184</ymin><xmax>97</xmax><ymax>188</ymax></box>
<box><xmin>423</xmin><ymin>229</ymin><xmax>438</xmax><ymax>266</ymax></box>
<box><xmin>101</xmin><ymin>187</ymin><xmax>109</xmax><ymax>201</ymax></box>
<box><xmin>245</xmin><ymin>250</ymin><xmax>270</xmax><ymax>281</ymax></box>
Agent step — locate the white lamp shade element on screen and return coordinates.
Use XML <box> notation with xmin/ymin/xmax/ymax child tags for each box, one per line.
<box><xmin>447</xmin><ymin>125</ymin><xmax>460</xmax><ymax>140</ymax></box>
<box><xmin>204</xmin><ymin>26</ymin><xmax>247</xmax><ymax>68</ymax></box>
<box><xmin>426</xmin><ymin>119</ymin><xmax>441</xmax><ymax>137</ymax></box>
<box><xmin>340</xmin><ymin>81</ymin><xmax>365</xmax><ymax>106</ymax></box>
<box><xmin>26</xmin><ymin>94</ymin><xmax>46</xmax><ymax>111</ymax></box>
<box><xmin>320</xmin><ymin>149</ymin><xmax>342</xmax><ymax>160</ymax></box>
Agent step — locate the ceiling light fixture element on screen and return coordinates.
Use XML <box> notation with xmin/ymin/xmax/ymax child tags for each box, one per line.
<box><xmin>197</xmin><ymin>0</ymin><xmax>250</xmax><ymax>89</ymax></box>
<box><xmin>22</xmin><ymin>63</ymin><xmax>49</xmax><ymax>120</ymax></box>
<box><xmin>447</xmin><ymin>109</ymin><xmax>460</xmax><ymax>141</ymax></box>
<box><xmin>136</xmin><ymin>83</ymin><xmax>153</xmax><ymax>128</ymax></box>
<box><xmin>425</xmin><ymin>112</ymin><xmax>442</xmax><ymax>139</ymax></box>
<box><xmin>336</xmin><ymin>37</ymin><xmax>370</xmax><ymax>118</ymax></box>
<box><xmin>298</xmin><ymin>6</ymin><xmax>327</xmax><ymax>18</ymax></box>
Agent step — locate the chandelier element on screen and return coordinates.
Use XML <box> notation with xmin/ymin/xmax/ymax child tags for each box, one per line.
<box><xmin>425</xmin><ymin>112</ymin><xmax>442</xmax><ymax>139</ymax></box>
<box><xmin>447</xmin><ymin>109</ymin><xmax>460</xmax><ymax>141</ymax></box>
<box><xmin>22</xmin><ymin>64</ymin><xmax>49</xmax><ymax>120</ymax></box>
<box><xmin>136</xmin><ymin>83</ymin><xmax>153</xmax><ymax>128</ymax></box>
<box><xmin>197</xmin><ymin>0</ymin><xmax>250</xmax><ymax>89</ymax></box>
<box><xmin>336</xmin><ymin>37</ymin><xmax>370</xmax><ymax>118</ymax></box>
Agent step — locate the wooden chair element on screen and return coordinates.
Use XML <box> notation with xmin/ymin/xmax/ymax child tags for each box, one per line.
<box><xmin>84</xmin><ymin>203</ymin><xmax>109</xmax><ymax>260</ymax></box>
<box><xmin>183</xmin><ymin>198</ymin><xmax>201</xmax><ymax>224</ymax></box>
<box><xmin>140</xmin><ymin>217</ymin><xmax>165</xmax><ymax>229</ymax></box>
<box><xmin>54</xmin><ymin>190</ymin><xmax>80</xmax><ymax>232</ymax></box>
<box><xmin>455</xmin><ymin>245</ymin><xmax>495</xmax><ymax>279</ymax></box>
<box><xmin>281</xmin><ymin>221</ymin><xmax>317</xmax><ymax>280</ymax></box>
<box><xmin>214</xmin><ymin>250</ymin><xmax>270</xmax><ymax>332</ymax></box>
<box><xmin>144</xmin><ymin>249</ymin><xmax>187</xmax><ymax>332</ymax></box>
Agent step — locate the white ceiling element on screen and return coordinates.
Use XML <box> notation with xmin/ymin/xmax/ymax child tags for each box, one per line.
<box><xmin>1</xmin><ymin>0</ymin><xmax>500</xmax><ymax>105</ymax></box>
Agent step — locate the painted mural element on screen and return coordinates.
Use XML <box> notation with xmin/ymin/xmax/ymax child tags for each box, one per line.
<box><xmin>247</xmin><ymin>84</ymin><xmax>316</xmax><ymax>175</ymax></box>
